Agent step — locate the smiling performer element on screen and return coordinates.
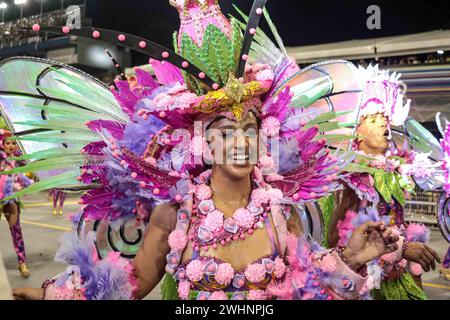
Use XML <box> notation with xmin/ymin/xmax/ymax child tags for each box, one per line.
<box><xmin>327</xmin><ymin>65</ymin><xmax>441</xmax><ymax>300</ymax></box>
<box><xmin>8</xmin><ymin>0</ymin><xmax>401</xmax><ymax>300</ymax></box>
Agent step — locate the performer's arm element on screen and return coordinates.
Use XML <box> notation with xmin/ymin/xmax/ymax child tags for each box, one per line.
<box><xmin>328</xmin><ymin>187</ymin><xmax>359</xmax><ymax>248</ymax></box>
<box><xmin>133</xmin><ymin>203</ymin><xmax>177</xmax><ymax>299</ymax></box>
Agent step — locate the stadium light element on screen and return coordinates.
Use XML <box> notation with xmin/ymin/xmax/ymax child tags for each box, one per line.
<box><xmin>0</xmin><ymin>2</ymin><xmax>7</xmax><ymax>23</ymax></box>
<box><xmin>14</xmin><ymin>0</ymin><xmax>28</xmax><ymax>19</ymax></box>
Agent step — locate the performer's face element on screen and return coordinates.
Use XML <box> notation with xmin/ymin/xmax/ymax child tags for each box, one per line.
<box><xmin>356</xmin><ymin>113</ymin><xmax>390</xmax><ymax>155</ymax></box>
<box><xmin>3</xmin><ymin>140</ymin><xmax>17</xmax><ymax>156</ymax></box>
<box><xmin>207</xmin><ymin>112</ymin><xmax>259</xmax><ymax>179</ymax></box>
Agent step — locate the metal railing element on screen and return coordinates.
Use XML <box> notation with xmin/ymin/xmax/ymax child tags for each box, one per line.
<box><xmin>404</xmin><ymin>186</ymin><xmax>440</xmax><ymax>225</ymax></box>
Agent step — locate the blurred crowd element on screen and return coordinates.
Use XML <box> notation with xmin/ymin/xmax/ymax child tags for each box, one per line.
<box><xmin>0</xmin><ymin>9</ymin><xmax>66</xmax><ymax>46</ymax></box>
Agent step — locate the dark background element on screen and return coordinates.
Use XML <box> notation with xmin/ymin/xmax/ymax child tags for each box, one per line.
<box><xmin>2</xmin><ymin>0</ymin><xmax>450</xmax><ymax>64</ymax></box>
<box><xmin>3</xmin><ymin>0</ymin><xmax>450</xmax><ymax>46</ymax></box>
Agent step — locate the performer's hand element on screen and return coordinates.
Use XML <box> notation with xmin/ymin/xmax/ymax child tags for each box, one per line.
<box><xmin>343</xmin><ymin>221</ymin><xmax>399</xmax><ymax>270</ymax></box>
<box><xmin>12</xmin><ymin>287</ymin><xmax>44</xmax><ymax>300</ymax></box>
<box><xmin>403</xmin><ymin>242</ymin><xmax>441</xmax><ymax>272</ymax></box>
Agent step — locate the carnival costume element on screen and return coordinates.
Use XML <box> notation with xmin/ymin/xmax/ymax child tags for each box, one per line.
<box><xmin>329</xmin><ymin>65</ymin><xmax>450</xmax><ymax>299</ymax></box>
<box><xmin>0</xmin><ymin>128</ymin><xmax>33</xmax><ymax>277</ymax></box>
<box><xmin>408</xmin><ymin>114</ymin><xmax>450</xmax><ymax>281</ymax></box>
<box><xmin>0</xmin><ymin>0</ymin><xmax>402</xmax><ymax>300</ymax></box>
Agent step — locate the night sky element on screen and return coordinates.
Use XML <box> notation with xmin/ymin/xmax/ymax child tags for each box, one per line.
<box><xmin>88</xmin><ymin>0</ymin><xmax>450</xmax><ymax>47</ymax></box>
<box><xmin>2</xmin><ymin>0</ymin><xmax>450</xmax><ymax>64</ymax></box>
<box><xmin>3</xmin><ymin>0</ymin><xmax>450</xmax><ymax>46</ymax></box>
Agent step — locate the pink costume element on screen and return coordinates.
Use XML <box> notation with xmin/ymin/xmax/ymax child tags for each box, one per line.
<box><xmin>2</xmin><ymin>0</ymin><xmax>400</xmax><ymax>300</ymax></box>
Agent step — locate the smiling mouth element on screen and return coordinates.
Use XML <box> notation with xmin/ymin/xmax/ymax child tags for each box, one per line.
<box><xmin>230</xmin><ymin>154</ymin><xmax>250</xmax><ymax>162</ymax></box>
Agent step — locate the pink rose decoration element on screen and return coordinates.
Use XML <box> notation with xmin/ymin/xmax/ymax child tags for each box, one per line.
<box><xmin>255</xmin><ymin>69</ymin><xmax>274</xmax><ymax>82</ymax></box>
<box><xmin>202</xmin><ymin>210</ymin><xmax>224</xmax><ymax>232</ymax></box>
<box><xmin>258</xmin><ymin>155</ymin><xmax>275</xmax><ymax>171</ymax></box>
<box><xmin>267</xmin><ymin>188</ymin><xmax>283</xmax><ymax>202</ymax></box>
<box><xmin>409</xmin><ymin>262</ymin><xmax>423</xmax><ymax>276</ymax></box>
<box><xmin>292</xmin><ymin>270</ymin><xmax>308</xmax><ymax>288</ymax></box>
<box><xmin>195</xmin><ymin>184</ymin><xmax>212</xmax><ymax>201</ymax></box>
<box><xmin>168</xmin><ymin>230</ymin><xmax>188</xmax><ymax>251</ymax></box>
<box><xmin>245</xmin><ymin>263</ymin><xmax>266</xmax><ymax>283</ymax></box>
<box><xmin>398</xmin><ymin>259</ymin><xmax>408</xmax><ymax>268</ymax></box>
<box><xmin>177</xmin><ymin>281</ymin><xmax>191</xmax><ymax>300</ymax></box>
<box><xmin>186</xmin><ymin>260</ymin><xmax>204</xmax><ymax>282</ymax></box>
<box><xmin>251</xmin><ymin>188</ymin><xmax>269</xmax><ymax>205</ymax></box>
<box><xmin>320</xmin><ymin>254</ymin><xmax>337</xmax><ymax>273</ymax></box>
<box><xmin>209</xmin><ymin>291</ymin><xmax>228</xmax><ymax>300</ymax></box>
<box><xmin>381</xmin><ymin>251</ymin><xmax>397</xmax><ymax>264</ymax></box>
<box><xmin>261</xmin><ymin>116</ymin><xmax>281</xmax><ymax>137</ymax></box>
<box><xmin>247</xmin><ymin>289</ymin><xmax>267</xmax><ymax>300</ymax></box>
<box><xmin>233</xmin><ymin>208</ymin><xmax>254</xmax><ymax>229</ymax></box>
<box><xmin>273</xmin><ymin>257</ymin><xmax>287</xmax><ymax>278</ymax></box>
<box><xmin>215</xmin><ymin>263</ymin><xmax>235</xmax><ymax>286</ymax></box>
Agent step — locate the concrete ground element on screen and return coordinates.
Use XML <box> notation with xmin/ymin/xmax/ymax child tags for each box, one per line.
<box><xmin>0</xmin><ymin>192</ymin><xmax>449</xmax><ymax>300</ymax></box>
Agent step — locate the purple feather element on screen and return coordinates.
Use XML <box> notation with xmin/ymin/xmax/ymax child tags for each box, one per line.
<box><xmin>150</xmin><ymin>59</ymin><xmax>183</xmax><ymax>85</ymax></box>
<box><xmin>87</xmin><ymin>120</ymin><xmax>125</xmax><ymax>140</ymax></box>
<box><xmin>119</xmin><ymin>115</ymin><xmax>165</xmax><ymax>155</ymax></box>
<box><xmin>278</xmin><ymin>138</ymin><xmax>300</xmax><ymax>174</ymax></box>
<box><xmin>135</xmin><ymin>68</ymin><xmax>158</xmax><ymax>91</ymax></box>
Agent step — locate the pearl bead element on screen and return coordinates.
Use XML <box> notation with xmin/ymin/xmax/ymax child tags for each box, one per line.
<box><xmin>131</xmin><ymin>172</ymin><xmax>138</xmax><ymax>179</ymax></box>
<box><xmin>32</xmin><ymin>24</ymin><xmax>40</xmax><ymax>32</ymax></box>
<box><xmin>162</xmin><ymin>51</ymin><xmax>169</xmax><ymax>59</ymax></box>
<box><xmin>62</xmin><ymin>26</ymin><xmax>70</xmax><ymax>34</ymax></box>
<box><xmin>194</xmin><ymin>246</ymin><xmax>200</xmax><ymax>251</ymax></box>
<box><xmin>212</xmin><ymin>243</ymin><xmax>218</xmax><ymax>249</ymax></box>
<box><xmin>239</xmin><ymin>233</ymin><xmax>245</xmax><ymax>240</ymax></box>
<box><xmin>176</xmin><ymin>195</ymin><xmax>183</xmax><ymax>202</ymax></box>
<box><xmin>310</xmin><ymin>192</ymin><xmax>317</xmax><ymax>197</ymax></box>
<box><xmin>292</xmin><ymin>193</ymin><xmax>299</xmax><ymax>201</ymax></box>
<box><xmin>247</xmin><ymin>229</ymin><xmax>253</xmax><ymax>235</ymax></box>
<box><xmin>225</xmin><ymin>237</ymin><xmax>231</xmax><ymax>243</ymax></box>
<box><xmin>203</xmin><ymin>246</ymin><xmax>209</xmax><ymax>252</ymax></box>
<box><xmin>249</xmin><ymin>28</ymin><xmax>256</xmax><ymax>35</ymax></box>
<box><xmin>179</xmin><ymin>272</ymin><xmax>185</xmax><ymax>279</ymax></box>
<box><xmin>256</xmin><ymin>8</ymin><xmax>263</xmax><ymax>15</ymax></box>
<box><xmin>182</xmin><ymin>61</ymin><xmax>189</xmax><ymax>68</ymax></box>
<box><xmin>153</xmin><ymin>188</ymin><xmax>160</xmax><ymax>195</ymax></box>
<box><xmin>233</xmin><ymin>235</ymin><xmax>238</xmax><ymax>241</ymax></box>
<box><xmin>139</xmin><ymin>181</ymin><xmax>146</xmax><ymax>188</ymax></box>
<box><xmin>92</xmin><ymin>30</ymin><xmax>100</xmax><ymax>38</ymax></box>
<box><xmin>220</xmin><ymin>240</ymin><xmax>225</xmax><ymax>245</ymax></box>
<box><xmin>159</xmin><ymin>111</ymin><xmax>166</xmax><ymax>118</ymax></box>
<box><xmin>212</xmin><ymin>83</ymin><xmax>219</xmax><ymax>90</ymax></box>
<box><xmin>242</xmin><ymin>54</ymin><xmax>248</xmax><ymax>61</ymax></box>
<box><xmin>198</xmin><ymin>72</ymin><xmax>206</xmax><ymax>79</ymax></box>
<box><xmin>207</xmin><ymin>264</ymin><xmax>215</xmax><ymax>272</ymax></box>
<box><xmin>118</xmin><ymin>34</ymin><xmax>126</xmax><ymax>42</ymax></box>
<box><xmin>139</xmin><ymin>41</ymin><xmax>147</xmax><ymax>48</ymax></box>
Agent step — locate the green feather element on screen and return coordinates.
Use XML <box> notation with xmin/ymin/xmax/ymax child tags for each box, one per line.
<box><xmin>2</xmin><ymin>171</ymin><xmax>82</xmax><ymax>201</ymax></box>
<box><xmin>1</xmin><ymin>155</ymin><xmax>88</xmax><ymax>175</ymax></box>
<box><xmin>9</xmin><ymin>147</ymin><xmax>81</xmax><ymax>161</ymax></box>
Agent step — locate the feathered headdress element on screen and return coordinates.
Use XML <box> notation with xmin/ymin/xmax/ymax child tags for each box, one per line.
<box><xmin>358</xmin><ymin>64</ymin><xmax>411</xmax><ymax>126</ymax></box>
<box><xmin>1</xmin><ymin>0</ymin><xmax>364</xmax><ymax>229</ymax></box>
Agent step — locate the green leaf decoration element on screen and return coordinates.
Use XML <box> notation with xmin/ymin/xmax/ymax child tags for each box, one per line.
<box><xmin>179</xmin><ymin>18</ymin><xmax>243</xmax><ymax>92</ymax></box>
<box><xmin>389</xmin><ymin>173</ymin><xmax>406</xmax><ymax>206</ymax></box>
<box><xmin>374</xmin><ymin>171</ymin><xmax>392</xmax><ymax>203</ymax></box>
